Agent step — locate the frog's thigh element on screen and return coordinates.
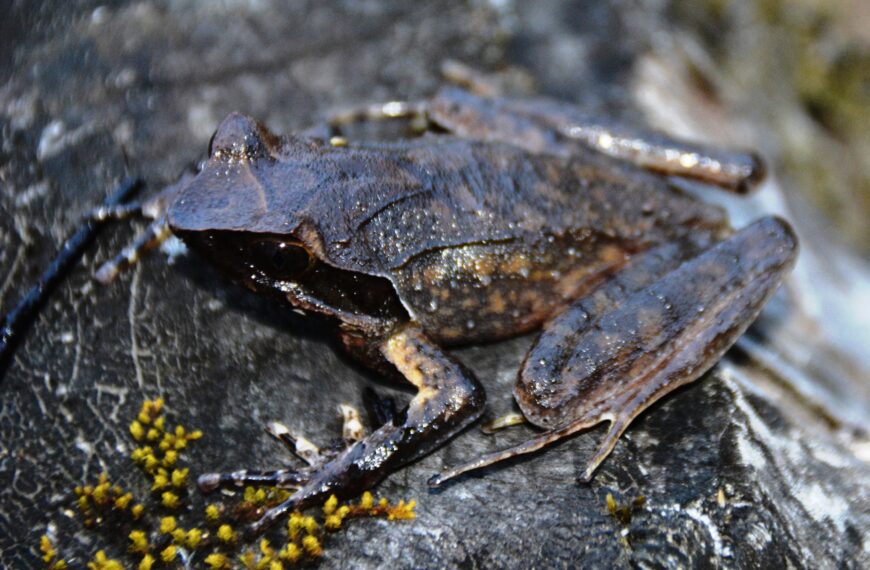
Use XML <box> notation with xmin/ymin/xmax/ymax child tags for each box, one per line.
<box><xmin>527</xmin><ymin>216</ymin><xmax>797</xmax><ymax>480</ymax></box>
<box><xmin>431</xmin><ymin>216</ymin><xmax>797</xmax><ymax>486</ymax></box>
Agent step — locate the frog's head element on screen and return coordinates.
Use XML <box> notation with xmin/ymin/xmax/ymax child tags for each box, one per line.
<box><xmin>166</xmin><ymin>113</ymin><xmax>317</xmax><ymax>282</ymax></box>
<box><xmin>167</xmin><ymin>113</ymin><xmax>406</xmax><ymax>327</ymax></box>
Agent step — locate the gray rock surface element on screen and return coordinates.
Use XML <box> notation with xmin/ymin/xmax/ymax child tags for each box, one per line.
<box><xmin>2</xmin><ymin>1</ymin><xmax>869</xmax><ymax>568</ymax></box>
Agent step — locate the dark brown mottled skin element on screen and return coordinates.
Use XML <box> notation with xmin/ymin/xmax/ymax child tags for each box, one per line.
<box><xmin>161</xmin><ymin>87</ymin><xmax>798</xmax><ymax>534</ymax></box>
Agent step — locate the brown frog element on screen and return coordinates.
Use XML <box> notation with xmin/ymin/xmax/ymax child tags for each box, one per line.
<box><xmin>96</xmin><ymin>85</ymin><xmax>798</xmax><ymax>534</ymax></box>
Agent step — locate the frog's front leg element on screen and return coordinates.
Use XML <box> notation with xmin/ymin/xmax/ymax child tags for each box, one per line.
<box><xmin>200</xmin><ymin>323</ymin><xmax>486</xmax><ymax>535</ymax></box>
<box><xmin>91</xmin><ymin>172</ymin><xmax>195</xmax><ymax>284</ymax></box>
<box><xmin>431</xmin><ymin>216</ymin><xmax>797</xmax><ymax>486</ymax></box>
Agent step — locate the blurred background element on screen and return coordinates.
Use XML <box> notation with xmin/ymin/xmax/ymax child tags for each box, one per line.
<box><xmin>1</xmin><ymin>1</ymin><xmax>869</xmax><ymax>568</ymax></box>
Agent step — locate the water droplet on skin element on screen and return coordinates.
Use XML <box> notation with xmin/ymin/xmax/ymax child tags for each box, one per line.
<box><xmin>466</xmin><ymin>319</ymin><xmax>476</xmax><ymax>330</ymax></box>
<box><xmin>428</xmin><ymin>299</ymin><xmax>439</xmax><ymax>312</ymax></box>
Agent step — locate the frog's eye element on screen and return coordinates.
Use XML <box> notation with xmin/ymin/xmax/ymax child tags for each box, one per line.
<box><xmin>250</xmin><ymin>240</ymin><xmax>314</xmax><ymax>278</ymax></box>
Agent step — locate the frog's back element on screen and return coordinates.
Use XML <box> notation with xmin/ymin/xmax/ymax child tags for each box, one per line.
<box><xmin>311</xmin><ymin>137</ymin><xmax>727</xmax><ymax>342</ymax></box>
<box><xmin>306</xmin><ymin>138</ymin><xmax>721</xmax><ymax>268</ymax></box>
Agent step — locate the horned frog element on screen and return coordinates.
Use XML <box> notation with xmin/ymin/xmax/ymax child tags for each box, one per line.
<box><xmin>96</xmin><ymin>79</ymin><xmax>797</xmax><ymax>534</ymax></box>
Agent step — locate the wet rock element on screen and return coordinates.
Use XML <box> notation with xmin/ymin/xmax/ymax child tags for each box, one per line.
<box><xmin>1</xmin><ymin>1</ymin><xmax>868</xmax><ymax>568</ymax></box>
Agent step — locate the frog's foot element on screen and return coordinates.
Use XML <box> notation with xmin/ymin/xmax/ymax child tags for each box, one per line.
<box><xmin>430</xmin><ymin>401</ymin><xmax>645</xmax><ymax>487</ymax></box>
<box><xmin>213</xmin><ymin>324</ymin><xmax>485</xmax><ymax>536</ymax></box>
<box><xmin>197</xmin><ymin>405</ymin><xmax>368</xmax><ymax>493</ymax></box>
<box><xmin>430</xmin><ymin>216</ymin><xmax>798</xmax><ymax>487</ymax></box>
<box><xmin>418</xmin><ymin>85</ymin><xmax>766</xmax><ymax>193</ymax></box>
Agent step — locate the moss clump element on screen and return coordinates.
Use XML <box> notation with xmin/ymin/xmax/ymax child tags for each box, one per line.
<box><xmin>42</xmin><ymin>397</ymin><xmax>416</xmax><ymax>568</ymax></box>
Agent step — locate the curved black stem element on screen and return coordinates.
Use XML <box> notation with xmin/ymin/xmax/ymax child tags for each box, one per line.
<box><xmin>0</xmin><ymin>177</ymin><xmax>142</xmax><ymax>379</ymax></box>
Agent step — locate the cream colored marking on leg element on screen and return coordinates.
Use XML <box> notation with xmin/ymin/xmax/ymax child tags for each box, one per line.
<box><xmin>382</xmin><ymin>327</ymin><xmax>443</xmax><ymax>403</ymax></box>
<box><xmin>384</xmin><ymin>330</ymin><xmax>427</xmax><ymax>387</ymax></box>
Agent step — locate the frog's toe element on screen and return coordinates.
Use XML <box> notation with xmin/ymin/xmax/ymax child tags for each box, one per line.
<box><xmin>481</xmin><ymin>412</ymin><xmax>526</xmax><ymax>434</ymax></box>
<box><xmin>264</xmin><ymin>421</ymin><xmax>329</xmax><ymax>467</ymax></box>
<box><xmin>338</xmin><ymin>404</ymin><xmax>365</xmax><ymax>445</ymax></box>
<box><xmin>197</xmin><ymin>468</ymin><xmax>309</xmax><ymax>493</ymax></box>
<box><xmin>428</xmin><ymin>414</ymin><xmax>605</xmax><ymax>487</ymax></box>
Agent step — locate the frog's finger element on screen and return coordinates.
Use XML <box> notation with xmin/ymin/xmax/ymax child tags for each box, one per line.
<box><xmin>93</xmin><ymin>217</ymin><xmax>172</xmax><ymax>284</ymax></box>
<box><xmin>324</xmin><ymin>100</ymin><xmax>430</xmax><ymax>137</ymax></box>
<box><xmin>264</xmin><ymin>421</ymin><xmax>324</xmax><ymax>467</ymax></box>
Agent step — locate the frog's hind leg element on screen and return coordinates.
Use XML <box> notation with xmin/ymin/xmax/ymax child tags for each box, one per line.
<box><xmin>476</xmin><ymin>92</ymin><xmax>767</xmax><ymax>192</ymax></box>
<box><xmin>431</xmin><ymin>216</ymin><xmax>798</xmax><ymax>486</ymax></box>
<box><xmin>554</xmin><ymin>116</ymin><xmax>766</xmax><ymax>193</ymax></box>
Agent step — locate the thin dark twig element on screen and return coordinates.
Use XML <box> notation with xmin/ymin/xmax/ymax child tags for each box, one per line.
<box><xmin>0</xmin><ymin>177</ymin><xmax>143</xmax><ymax>379</ymax></box>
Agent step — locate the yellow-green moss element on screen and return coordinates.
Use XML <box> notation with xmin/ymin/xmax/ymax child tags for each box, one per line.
<box><xmin>43</xmin><ymin>397</ymin><xmax>417</xmax><ymax>569</ymax></box>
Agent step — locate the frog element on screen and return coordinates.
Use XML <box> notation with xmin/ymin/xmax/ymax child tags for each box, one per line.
<box><xmin>94</xmin><ymin>83</ymin><xmax>798</xmax><ymax>535</ymax></box>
